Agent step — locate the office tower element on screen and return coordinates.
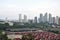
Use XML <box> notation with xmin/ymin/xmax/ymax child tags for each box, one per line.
<box><xmin>23</xmin><ymin>15</ymin><xmax>27</xmax><ymax>23</ymax></box>
<box><xmin>37</xmin><ymin>18</ymin><xmax>40</xmax><ymax>23</ymax></box>
<box><xmin>58</xmin><ymin>17</ymin><xmax>60</xmax><ymax>25</ymax></box>
<box><xmin>19</xmin><ymin>14</ymin><xmax>22</xmax><ymax>22</ymax></box>
<box><xmin>39</xmin><ymin>13</ymin><xmax>43</xmax><ymax>22</ymax></box>
<box><xmin>44</xmin><ymin>12</ymin><xmax>48</xmax><ymax>22</ymax></box>
<box><xmin>52</xmin><ymin>17</ymin><xmax>55</xmax><ymax>24</ymax></box>
<box><xmin>34</xmin><ymin>17</ymin><xmax>37</xmax><ymax>23</ymax></box>
<box><xmin>55</xmin><ymin>16</ymin><xmax>59</xmax><ymax>24</ymax></box>
<box><xmin>49</xmin><ymin>13</ymin><xmax>52</xmax><ymax>23</ymax></box>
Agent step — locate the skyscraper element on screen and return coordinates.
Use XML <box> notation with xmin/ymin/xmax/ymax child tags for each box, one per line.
<box><xmin>55</xmin><ymin>16</ymin><xmax>59</xmax><ymax>24</ymax></box>
<box><xmin>34</xmin><ymin>17</ymin><xmax>37</xmax><ymax>23</ymax></box>
<box><xmin>52</xmin><ymin>17</ymin><xmax>55</xmax><ymax>24</ymax></box>
<box><xmin>49</xmin><ymin>13</ymin><xmax>52</xmax><ymax>23</ymax></box>
<box><xmin>23</xmin><ymin>15</ymin><xmax>27</xmax><ymax>23</ymax></box>
<box><xmin>58</xmin><ymin>17</ymin><xmax>60</xmax><ymax>25</ymax></box>
<box><xmin>44</xmin><ymin>12</ymin><xmax>48</xmax><ymax>22</ymax></box>
<box><xmin>39</xmin><ymin>13</ymin><xmax>43</xmax><ymax>22</ymax></box>
<box><xmin>19</xmin><ymin>14</ymin><xmax>22</xmax><ymax>22</ymax></box>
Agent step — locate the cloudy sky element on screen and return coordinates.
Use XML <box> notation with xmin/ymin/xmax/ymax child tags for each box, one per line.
<box><xmin>0</xmin><ymin>0</ymin><xmax>60</xmax><ymax>20</ymax></box>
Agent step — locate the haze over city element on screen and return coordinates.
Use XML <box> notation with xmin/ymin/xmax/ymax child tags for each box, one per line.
<box><xmin>1</xmin><ymin>0</ymin><xmax>60</xmax><ymax>40</ymax></box>
<box><xmin>0</xmin><ymin>0</ymin><xmax>60</xmax><ymax>20</ymax></box>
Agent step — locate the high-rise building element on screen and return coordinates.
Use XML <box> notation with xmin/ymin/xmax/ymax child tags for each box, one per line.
<box><xmin>49</xmin><ymin>13</ymin><xmax>52</xmax><ymax>23</ymax></box>
<box><xmin>34</xmin><ymin>17</ymin><xmax>37</xmax><ymax>23</ymax></box>
<box><xmin>23</xmin><ymin>15</ymin><xmax>27</xmax><ymax>23</ymax></box>
<box><xmin>58</xmin><ymin>17</ymin><xmax>60</xmax><ymax>25</ymax></box>
<box><xmin>19</xmin><ymin>14</ymin><xmax>22</xmax><ymax>22</ymax></box>
<box><xmin>52</xmin><ymin>17</ymin><xmax>55</xmax><ymax>24</ymax></box>
<box><xmin>44</xmin><ymin>12</ymin><xmax>48</xmax><ymax>22</ymax></box>
<box><xmin>39</xmin><ymin>13</ymin><xmax>43</xmax><ymax>22</ymax></box>
<box><xmin>55</xmin><ymin>16</ymin><xmax>59</xmax><ymax>24</ymax></box>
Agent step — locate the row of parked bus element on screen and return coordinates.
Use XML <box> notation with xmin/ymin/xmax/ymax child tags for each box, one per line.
<box><xmin>7</xmin><ymin>31</ymin><xmax>60</xmax><ymax>40</ymax></box>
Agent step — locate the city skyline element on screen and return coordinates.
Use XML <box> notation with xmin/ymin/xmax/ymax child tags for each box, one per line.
<box><xmin>1</xmin><ymin>13</ymin><xmax>59</xmax><ymax>25</ymax></box>
<box><xmin>0</xmin><ymin>12</ymin><xmax>60</xmax><ymax>20</ymax></box>
<box><xmin>0</xmin><ymin>0</ymin><xmax>60</xmax><ymax>20</ymax></box>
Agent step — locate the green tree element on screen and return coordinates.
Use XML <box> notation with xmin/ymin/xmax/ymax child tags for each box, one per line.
<box><xmin>5</xmin><ymin>23</ymin><xmax>9</xmax><ymax>26</ymax></box>
<box><xmin>0</xmin><ymin>31</ymin><xmax>10</xmax><ymax>40</ymax></box>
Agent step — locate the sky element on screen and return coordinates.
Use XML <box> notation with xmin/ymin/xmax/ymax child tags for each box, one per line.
<box><xmin>0</xmin><ymin>0</ymin><xmax>60</xmax><ymax>20</ymax></box>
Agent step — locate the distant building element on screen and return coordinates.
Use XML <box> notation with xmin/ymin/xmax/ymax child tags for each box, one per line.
<box><xmin>52</xmin><ymin>17</ymin><xmax>55</xmax><ymax>24</ymax></box>
<box><xmin>28</xmin><ymin>19</ymin><xmax>33</xmax><ymax>24</ymax></box>
<box><xmin>8</xmin><ymin>22</ymin><xmax>14</xmax><ymax>26</ymax></box>
<box><xmin>39</xmin><ymin>13</ymin><xmax>43</xmax><ymax>22</ymax></box>
<box><xmin>44</xmin><ymin>12</ymin><xmax>48</xmax><ymax>22</ymax></box>
<box><xmin>0</xmin><ymin>19</ymin><xmax>14</xmax><ymax>26</ymax></box>
<box><xmin>55</xmin><ymin>16</ymin><xmax>59</xmax><ymax>24</ymax></box>
<box><xmin>0</xmin><ymin>20</ymin><xmax>5</xmax><ymax>24</ymax></box>
<box><xmin>19</xmin><ymin>14</ymin><xmax>22</xmax><ymax>22</ymax></box>
<box><xmin>38</xmin><ymin>18</ymin><xmax>40</xmax><ymax>23</ymax></box>
<box><xmin>13</xmin><ymin>22</ymin><xmax>24</xmax><ymax>25</ymax></box>
<box><xmin>58</xmin><ymin>17</ymin><xmax>60</xmax><ymax>25</ymax></box>
<box><xmin>49</xmin><ymin>13</ymin><xmax>52</xmax><ymax>23</ymax></box>
<box><xmin>23</xmin><ymin>15</ymin><xmax>27</xmax><ymax>23</ymax></box>
<box><xmin>34</xmin><ymin>17</ymin><xmax>37</xmax><ymax>23</ymax></box>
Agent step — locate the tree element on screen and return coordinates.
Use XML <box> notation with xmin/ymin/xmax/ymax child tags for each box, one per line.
<box><xmin>22</xmin><ymin>33</ymin><xmax>34</xmax><ymax>40</ymax></box>
<box><xmin>5</xmin><ymin>23</ymin><xmax>9</xmax><ymax>26</ymax></box>
<box><xmin>0</xmin><ymin>31</ymin><xmax>10</xmax><ymax>40</ymax></box>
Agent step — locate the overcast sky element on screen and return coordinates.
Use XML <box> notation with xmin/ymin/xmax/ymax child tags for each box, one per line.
<box><xmin>0</xmin><ymin>0</ymin><xmax>60</xmax><ymax>20</ymax></box>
